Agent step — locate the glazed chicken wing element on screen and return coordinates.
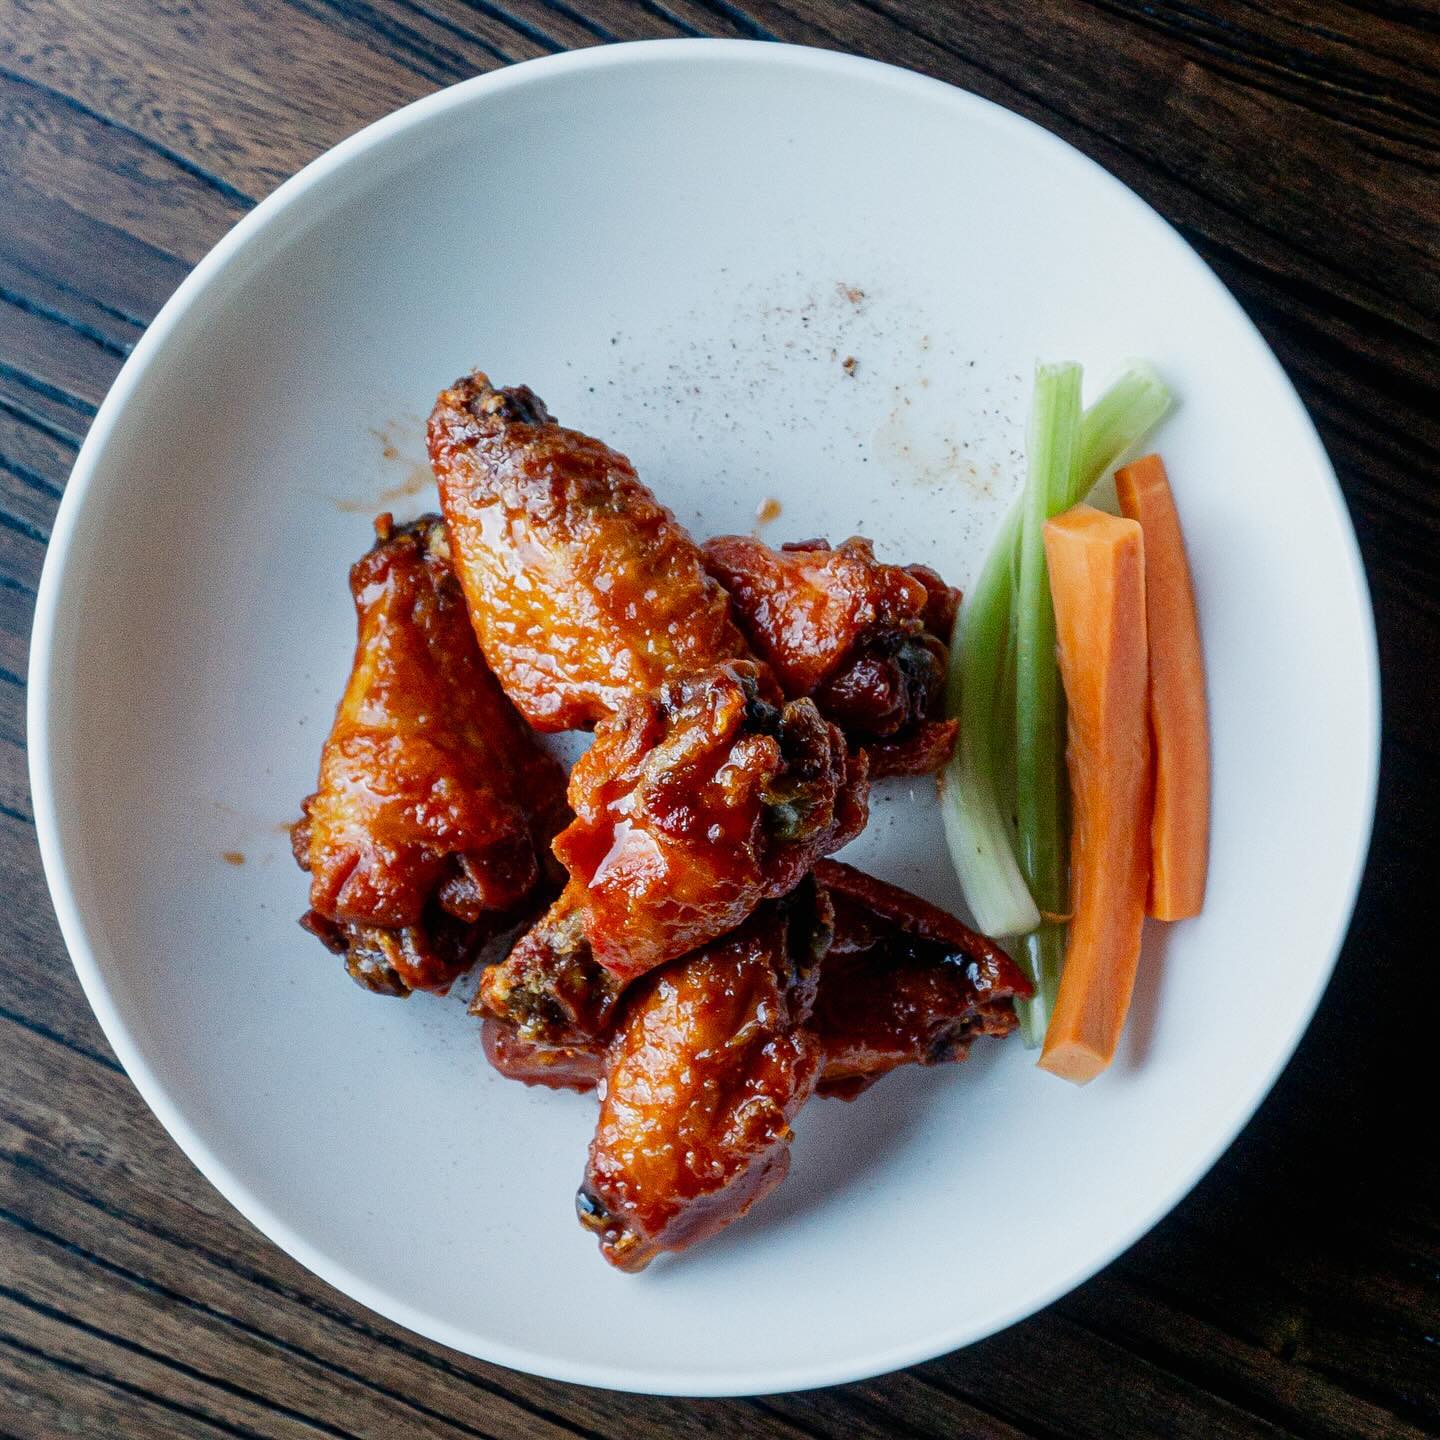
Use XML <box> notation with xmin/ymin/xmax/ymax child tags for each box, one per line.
<box><xmin>292</xmin><ymin>515</ymin><xmax>567</xmax><ymax>995</ymax></box>
<box><xmin>577</xmin><ymin>881</ymin><xmax>832</xmax><ymax>1271</ymax></box>
<box><xmin>552</xmin><ymin>660</ymin><xmax>868</xmax><ymax>984</ymax></box>
<box><xmin>811</xmin><ymin>860</ymin><xmax>1032</xmax><ymax>1096</ymax></box>
<box><xmin>481</xmin><ymin>862</ymin><xmax>1029</xmax><ymax>1095</ymax></box>
<box><xmin>702</xmin><ymin>535</ymin><xmax>961</xmax><ymax>776</ymax></box>
<box><xmin>429</xmin><ymin>372</ymin><xmax>750</xmax><ymax>731</ymax></box>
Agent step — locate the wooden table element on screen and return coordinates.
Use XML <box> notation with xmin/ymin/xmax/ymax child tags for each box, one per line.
<box><xmin>1</xmin><ymin>2</ymin><xmax>1435</xmax><ymax>1435</ymax></box>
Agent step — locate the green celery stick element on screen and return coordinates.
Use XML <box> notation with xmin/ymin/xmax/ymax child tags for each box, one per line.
<box><xmin>1012</xmin><ymin>363</ymin><xmax>1081</xmax><ymax>1041</ymax></box>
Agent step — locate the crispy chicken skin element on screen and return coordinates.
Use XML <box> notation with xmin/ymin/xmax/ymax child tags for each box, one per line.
<box><xmin>292</xmin><ymin>515</ymin><xmax>568</xmax><ymax>995</ymax></box>
<box><xmin>552</xmin><ymin>660</ymin><xmax>868</xmax><ymax>984</ymax></box>
<box><xmin>702</xmin><ymin>535</ymin><xmax>961</xmax><ymax>776</ymax></box>
<box><xmin>577</xmin><ymin>882</ymin><xmax>832</xmax><ymax>1271</ymax></box>
<box><xmin>472</xmin><ymin>886</ymin><xmax>625</xmax><ymax>1046</ymax></box>
<box><xmin>429</xmin><ymin>372</ymin><xmax>750</xmax><ymax>731</ymax></box>
<box><xmin>811</xmin><ymin>860</ymin><xmax>1032</xmax><ymax>1097</ymax></box>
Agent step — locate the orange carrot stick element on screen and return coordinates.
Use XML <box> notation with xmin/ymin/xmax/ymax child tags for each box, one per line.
<box><xmin>1115</xmin><ymin>454</ymin><xmax>1210</xmax><ymax>920</ymax></box>
<box><xmin>1038</xmin><ymin>506</ymin><xmax>1152</xmax><ymax>1085</ymax></box>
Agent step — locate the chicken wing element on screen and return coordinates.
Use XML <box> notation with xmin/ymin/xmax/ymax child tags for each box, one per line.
<box><xmin>429</xmin><ymin>372</ymin><xmax>751</xmax><ymax>731</ymax></box>
<box><xmin>810</xmin><ymin>859</ymin><xmax>1031</xmax><ymax>1097</ymax></box>
<box><xmin>552</xmin><ymin>660</ymin><xmax>868</xmax><ymax>983</ymax></box>
<box><xmin>576</xmin><ymin>880</ymin><xmax>832</xmax><ymax>1271</ymax></box>
<box><xmin>702</xmin><ymin>535</ymin><xmax>961</xmax><ymax>776</ymax></box>
<box><xmin>292</xmin><ymin>515</ymin><xmax>568</xmax><ymax>995</ymax></box>
<box><xmin>479</xmin><ymin>861</ymin><xmax>1027</xmax><ymax>1099</ymax></box>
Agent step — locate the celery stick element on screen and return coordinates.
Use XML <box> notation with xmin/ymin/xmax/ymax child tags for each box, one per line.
<box><xmin>940</xmin><ymin>520</ymin><xmax>1040</xmax><ymax>938</ymax></box>
<box><xmin>1013</xmin><ymin>363</ymin><xmax>1081</xmax><ymax>1041</ymax></box>
<box><xmin>941</xmin><ymin>363</ymin><xmax>1173</xmax><ymax>960</ymax></box>
<box><xmin>1075</xmin><ymin>361</ymin><xmax>1173</xmax><ymax>499</ymax></box>
<box><xmin>994</xmin><ymin>601</ymin><xmax>1019</xmax><ymax>845</ymax></box>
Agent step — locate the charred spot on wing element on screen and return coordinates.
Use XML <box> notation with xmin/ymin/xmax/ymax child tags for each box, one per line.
<box><xmin>895</xmin><ymin>631</ymin><xmax>948</xmax><ymax>701</ymax></box>
<box><xmin>575</xmin><ymin>1186</ymin><xmax>611</xmax><ymax>1230</ymax></box>
<box><xmin>453</xmin><ymin>370</ymin><xmax>554</xmax><ymax>429</ymax></box>
<box><xmin>925</xmin><ymin>1025</ymin><xmax>974</xmax><ymax>1066</ymax></box>
<box><xmin>761</xmin><ymin>698</ymin><xmax>850</xmax><ymax>841</ymax></box>
<box><xmin>742</xmin><ymin>687</ymin><xmax>782</xmax><ymax>733</ymax></box>
<box><xmin>575</xmin><ymin>1189</ymin><xmax>648</xmax><ymax>1270</ymax></box>
<box><xmin>784</xmin><ymin>874</ymin><xmax>835</xmax><ymax>984</ymax></box>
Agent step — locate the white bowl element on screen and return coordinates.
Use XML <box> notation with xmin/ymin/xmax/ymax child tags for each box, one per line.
<box><xmin>28</xmin><ymin>40</ymin><xmax>1378</xmax><ymax>1396</ymax></box>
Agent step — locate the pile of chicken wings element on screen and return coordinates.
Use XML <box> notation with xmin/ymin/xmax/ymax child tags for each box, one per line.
<box><xmin>293</xmin><ymin>372</ymin><xmax>1031</xmax><ymax>1271</ymax></box>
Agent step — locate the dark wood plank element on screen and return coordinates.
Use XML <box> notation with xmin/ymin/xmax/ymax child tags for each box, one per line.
<box><xmin>0</xmin><ymin>517</ymin><xmax>43</xmax><ymax>599</ymax></box>
<box><xmin>921</xmin><ymin>1311</ymin><xmax>1296</xmax><ymax>1440</ymax></box>
<box><xmin>0</xmin><ymin>388</ymin><xmax>76</xmax><ymax>494</ymax></box>
<box><xmin>0</xmin><ymin>1334</ymin><xmax>265</xmax><ymax>1440</ymax></box>
<box><xmin>0</xmin><ymin>1221</ymin><xmax>515</xmax><ymax>1439</ymax></box>
<box><xmin>0</xmin><ymin>0</ymin><xmax>1436</xmax><ymax>1436</ymax></box>
<box><xmin>0</xmin><ymin>77</ymin><xmax>247</xmax><ymax>268</ymax></box>
<box><xmin>0</xmin><ymin>0</ymin><xmax>433</xmax><ymax>200</ymax></box>
<box><xmin>757</xmin><ymin>1376</ymin><xmax>1036</xmax><ymax>1440</ymax></box>
<box><xmin>0</xmin><ymin>680</ymin><xmax>28</xmax><ymax>819</ymax></box>
<box><xmin>0</xmin><ymin>1288</ymin><xmax>362</xmax><ymax>1440</ymax></box>
<box><xmin>0</xmin><ymin>172</ymin><xmax>172</xmax><ymax>338</ymax></box>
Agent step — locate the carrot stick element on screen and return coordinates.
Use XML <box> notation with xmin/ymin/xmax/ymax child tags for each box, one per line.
<box><xmin>1115</xmin><ymin>454</ymin><xmax>1210</xmax><ymax>920</ymax></box>
<box><xmin>1037</xmin><ymin>506</ymin><xmax>1152</xmax><ymax>1084</ymax></box>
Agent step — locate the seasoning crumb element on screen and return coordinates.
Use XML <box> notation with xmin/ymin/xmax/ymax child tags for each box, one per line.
<box><xmin>222</xmin><ymin>851</ymin><xmax>246</xmax><ymax>867</ymax></box>
<box><xmin>842</xmin><ymin>356</ymin><xmax>857</xmax><ymax>376</ymax></box>
<box><xmin>754</xmin><ymin>497</ymin><xmax>783</xmax><ymax>527</ymax></box>
<box><xmin>838</xmin><ymin>283</ymin><xmax>865</xmax><ymax>305</ymax></box>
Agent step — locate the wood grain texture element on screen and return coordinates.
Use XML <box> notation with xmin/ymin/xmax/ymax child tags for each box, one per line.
<box><xmin>0</xmin><ymin>1</ymin><xmax>1435</xmax><ymax>1435</ymax></box>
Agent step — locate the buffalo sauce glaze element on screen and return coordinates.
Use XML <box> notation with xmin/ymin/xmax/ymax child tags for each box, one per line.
<box><xmin>577</xmin><ymin>887</ymin><xmax>828</xmax><ymax>1270</ymax></box>
<box><xmin>293</xmin><ymin>514</ymin><xmax>566</xmax><ymax>994</ymax></box>
<box><xmin>429</xmin><ymin>372</ymin><xmax>749</xmax><ymax>731</ymax></box>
